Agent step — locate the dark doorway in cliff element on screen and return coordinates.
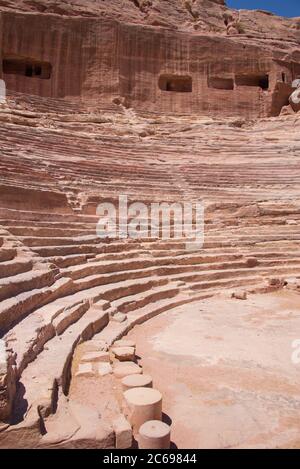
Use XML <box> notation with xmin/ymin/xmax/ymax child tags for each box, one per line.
<box><xmin>208</xmin><ymin>77</ymin><xmax>234</xmax><ymax>90</ymax></box>
<box><xmin>159</xmin><ymin>75</ymin><xmax>192</xmax><ymax>93</ymax></box>
<box><xmin>235</xmin><ymin>74</ymin><xmax>269</xmax><ymax>90</ymax></box>
<box><xmin>3</xmin><ymin>56</ymin><xmax>52</xmax><ymax>79</ymax></box>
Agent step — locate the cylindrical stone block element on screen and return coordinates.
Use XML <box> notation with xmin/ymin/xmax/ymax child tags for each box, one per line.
<box><xmin>123</xmin><ymin>387</ymin><xmax>162</xmax><ymax>432</ymax></box>
<box><xmin>138</xmin><ymin>420</ymin><xmax>171</xmax><ymax>449</ymax></box>
<box><xmin>122</xmin><ymin>374</ymin><xmax>153</xmax><ymax>391</ymax></box>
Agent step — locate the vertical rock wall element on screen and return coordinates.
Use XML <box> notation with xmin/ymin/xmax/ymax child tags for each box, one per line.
<box><xmin>1</xmin><ymin>11</ymin><xmax>299</xmax><ymax>117</ymax></box>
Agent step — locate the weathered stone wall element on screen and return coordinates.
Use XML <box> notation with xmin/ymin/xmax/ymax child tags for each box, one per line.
<box><xmin>1</xmin><ymin>12</ymin><xmax>119</xmax><ymax>104</ymax></box>
<box><xmin>118</xmin><ymin>25</ymin><xmax>276</xmax><ymax>117</ymax></box>
<box><xmin>1</xmin><ymin>10</ymin><xmax>299</xmax><ymax>117</ymax></box>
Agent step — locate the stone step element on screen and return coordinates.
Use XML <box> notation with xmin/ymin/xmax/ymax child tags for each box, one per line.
<box><xmin>0</xmin><ymin>258</ymin><xmax>33</xmax><ymax>280</ymax></box>
<box><xmin>0</xmin><ymin>207</ymin><xmax>98</xmax><ymax>224</ymax></box>
<box><xmin>45</xmin><ymin>253</ymin><xmax>96</xmax><ymax>268</ymax></box>
<box><xmin>45</xmin><ymin>249</ymin><xmax>154</xmax><ymax>269</ymax></box>
<box><xmin>31</xmin><ymin>244</ymin><xmax>102</xmax><ymax>257</ymax></box>
<box><xmin>12</xmin><ymin>307</ymin><xmax>109</xmax><ymax>435</ymax></box>
<box><xmin>172</xmin><ymin>263</ymin><xmax>300</xmax><ymax>285</ymax></box>
<box><xmin>52</xmin><ymin>300</ymin><xmax>91</xmax><ymax>336</ymax></box>
<box><xmin>30</xmin><ymin>240</ymin><xmax>148</xmax><ymax>258</ymax></box>
<box><xmin>0</xmin><ymin>277</ymin><xmax>73</xmax><ymax>334</ymax></box>
<box><xmin>97</xmin><ymin>277</ymin><xmax>169</xmax><ymax>304</ymax></box>
<box><xmin>6</xmin><ymin>226</ymin><xmax>96</xmax><ymax>238</ymax></box>
<box><xmin>70</xmin><ymin>262</ymin><xmax>248</xmax><ymax>292</ymax></box>
<box><xmin>29</xmin><ymin>236</ymin><xmax>298</xmax><ymax>260</ymax></box>
<box><xmin>0</xmin><ymin>248</ymin><xmax>16</xmax><ymax>263</ymax></box>
<box><xmin>68</xmin><ymin>256</ymin><xmax>300</xmax><ymax>292</ymax></box>
<box><xmin>4</xmin><ymin>296</ymin><xmax>107</xmax><ymax>378</ymax></box>
<box><xmin>19</xmin><ymin>235</ymin><xmax>101</xmax><ymax>248</ymax></box>
<box><xmin>243</xmin><ymin>250</ymin><xmax>300</xmax><ymax>260</ymax></box>
<box><xmin>39</xmin><ymin>396</ymin><xmax>114</xmax><ymax>449</ymax></box>
<box><xmin>62</xmin><ymin>253</ymin><xmax>245</xmax><ymax>281</ymax></box>
<box><xmin>72</xmin><ymin>269</ymin><xmax>165</xmax><ymax>291</ymax></box>
<box><xmin>0</xmin><ymin>219</ymin><xmax>97</xmax><ymax>230</ymax></box>
<box><xmin>0</xmin><ymin>268</ymin><xmax>56</xmax><ymax>303</ymax></box>
<box><xmin>94</xmin><ymin>250</ymin><xmax>152</xmax><ymax>262</ymax></box>
<box><xmin>185</xmin><ymin>275</ymin><xmax>264</xmax><ymax>292</ymax></box>
<box><xmin>108</xmin><ymin>283</ymin><xmax>180</xmax><ymax>315</ymax></box>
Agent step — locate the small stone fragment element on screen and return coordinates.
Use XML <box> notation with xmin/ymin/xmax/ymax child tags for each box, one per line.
<box><xmin>268</xmin><ymin>278</ymin><xmax>286</xmax><ymax>287</ymax></box>
<box><xmin>114</xmin><ymin>339</ymin><xmax>136</xmax><ymax>348</ymax></box>
<box><xmin>111</xmin><ymin>346</ymin><xmax>135</xmax><ymax>361</ymax></box>
<box><xmin>246</xmin><ymin>257</ymin><xmax>258</xmax><ymax>268</ymax></box>
<box><xmin>112</xmin><ymin>415</ymin><xmax>132</xmax><ymax>449</ymax></box>
<box><xmin>98</xmin><ymin>363</ymin><xmax>113</xmax><ymax>376</ymax></box>
<box><xmin>111</xmin><ymin>313</ymin><xmax>127</xmax><ymax>323</ymax></box>
<box><xmin>113</xmin><ymin>361</ymin><xmax>143</xmax><ymax>379</ymax></box>
<box><xmin>75</xmin><ymin>362</ymin><xmax>94</xmax><ymax>378</ymax></box>
<box><xmin>231</xmin><ymin>291</ymin><xmax>247</xmax><ymax>300</ymax></box>
<box><xmin>81</xmin><ymin>351</ymin><xmax>110</xmax><ymax>363</ymax></box>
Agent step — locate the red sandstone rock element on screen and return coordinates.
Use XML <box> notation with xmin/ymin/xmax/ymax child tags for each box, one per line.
<box><xmin>111</xmin><ymin>346</ymin><xmax>135</xmax><ymax>361</ymax></box>
<box><xmin>0</xmin><ymin>0</ymin><xmax>300</xmax><ymax>451</ymax></box>
<box><xmin>1</xmin><ymin>1</ymin><xmax>300</xmax><ymax>118</ymax></box>
<box><xmin>246</xmin><ymin>258</ymin><xmax>259</xmax><ymax>268</ymax></box>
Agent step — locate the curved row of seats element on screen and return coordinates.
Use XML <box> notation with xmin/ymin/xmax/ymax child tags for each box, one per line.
<box><xmin>0</xmin><ymin>99</ymin><xmax>300</xmax><ymax>445</ymax></box>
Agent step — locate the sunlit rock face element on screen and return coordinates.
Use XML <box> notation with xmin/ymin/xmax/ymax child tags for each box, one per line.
<box><xmin>0</xmin><ymin>1</ymin><xmax>300</xmax><ymax>118</ymax></box>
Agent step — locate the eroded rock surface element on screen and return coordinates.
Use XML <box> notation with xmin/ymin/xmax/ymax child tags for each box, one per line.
<box><xmin>1</xmin><ymin>1</ymin><xmax>300</xmax><ymax>117</ymax></box>
<box><xmin>0</xmin><ymin>0</ymin><xmax>300</xmax><ymax>449</ymax></box>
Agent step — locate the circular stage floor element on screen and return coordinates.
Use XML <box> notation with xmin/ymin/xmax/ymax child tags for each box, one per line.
<box><xmin>128</xmin><ymin>290</ymin><xmax>300</xmax><ymax>449</ymax></box>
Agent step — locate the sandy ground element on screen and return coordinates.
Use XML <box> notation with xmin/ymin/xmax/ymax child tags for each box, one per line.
<box><xmin>128</xmin><ymin>290</ymin><xmax>300</xmax><ymax>449</ymax></box>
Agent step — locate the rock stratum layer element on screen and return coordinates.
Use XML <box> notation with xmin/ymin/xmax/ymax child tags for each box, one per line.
<box><xmin>0</xmin><ymin>0</ymin><xmax>300</xmax><ymax>449</ymax></box>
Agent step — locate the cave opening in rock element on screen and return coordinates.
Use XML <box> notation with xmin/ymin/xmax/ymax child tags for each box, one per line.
<box><xmin>208</xmin><ymin>76</ymin><xmax>234</xmax><ymax>90</ymax></box>
<box><xmin>25</xmin><ymin>65</ymin><xmax>33</xmax><ymax>77</ymax></box>
<box><xmin>235</xmin><ymin>74</ymin><xmax>269</xmax><ymax>90</ymax></box>
<box><xmin>3</xmin><ymin>56</ymin><xmax>52</xmax><ymax>79</ymax></box>
<box><xmin>158</xmin><ymin>74</ymin><xmax>192</xmax><ymax>93</ymax></box>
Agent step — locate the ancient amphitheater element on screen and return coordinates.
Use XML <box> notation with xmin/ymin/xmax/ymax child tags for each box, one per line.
<box><xmin>1</xmin><ymin>0</ymin><xmax>300</xmax><ymax>450</ymax></box>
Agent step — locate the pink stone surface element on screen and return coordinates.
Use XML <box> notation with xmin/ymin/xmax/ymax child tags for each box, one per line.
<box><xmin>0</xmin><ymin>0</ymin><xmax>300</xmax><ymax>450</ymax></box>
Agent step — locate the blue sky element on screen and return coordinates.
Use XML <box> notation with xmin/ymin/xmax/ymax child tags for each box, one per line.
<box><xmin>227</xmin><ymin>1</ymin><xmax>300</xmax><ymax>18</ymax></box>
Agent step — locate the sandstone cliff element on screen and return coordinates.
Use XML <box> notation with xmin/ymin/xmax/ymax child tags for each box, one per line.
<box><xmin>0</xmin><ymin>1</ymin><xmax>299</xmax><ymax>118</ymax></box>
